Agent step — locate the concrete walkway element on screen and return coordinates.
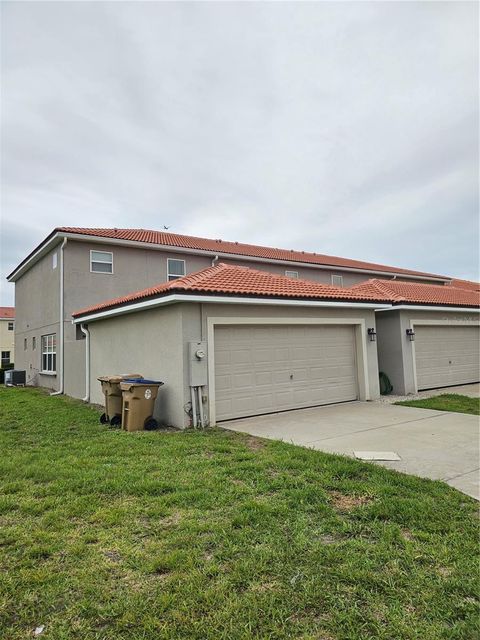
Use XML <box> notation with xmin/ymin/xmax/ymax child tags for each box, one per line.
<box><xmin>222</xmin><ymin>401</ymin><xmax>480</xmax><ymax>500</ymax></box>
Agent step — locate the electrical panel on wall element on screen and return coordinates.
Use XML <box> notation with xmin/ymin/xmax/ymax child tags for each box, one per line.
<box><xmin>188</xmin><ymin>341</ymin><xmax>208</xmax><ymax>387</ymax></box>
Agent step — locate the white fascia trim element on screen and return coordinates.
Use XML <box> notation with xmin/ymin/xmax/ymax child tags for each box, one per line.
<box><xmin>73</xmin><ymin>294</ymin><xmax>392</xmax><ymax>324</ymax></box>
<box><xmin>376</xmin><ymin>305</ymin><xmax>480</xmax><ymax>313</ymax></box>
<box><xmin>8</xmin><ymin>230</ymin><xmax>449</xmax><ymax>283</ymax></box>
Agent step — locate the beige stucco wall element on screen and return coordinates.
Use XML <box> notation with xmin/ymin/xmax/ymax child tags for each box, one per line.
<box><xmin>0</xmin><ymin>318</ymin><xmax>15</xmax><ymax>364</ymax></box>
<box><xmin>376</xmin><ymin>308</ymin><xmax>479</xmax><ymax>395</ymax></box>
<box><xmin>14</xmin><ymin>248</ymin><xmax>60</xmax><ymax>390</ymax></box>
<box><xmin>88</xmin><ymin>305</ymin><xmax>185</xmax><ymax>427</ymax></box>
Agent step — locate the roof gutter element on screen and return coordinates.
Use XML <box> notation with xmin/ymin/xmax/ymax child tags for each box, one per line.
<box><xmin>72</xmin><ymin>294</ymin><xmax>392</xmax><ymax>324</ymax></box>
<box><xmin>7</xmin><ymin>231</ymin><xmax>450</xmax><ymax>284</ymax></box>
<box><xmin>376</xmin><ymin>305</ymin><xmax>480</xmax><ymax>313</ymax></box>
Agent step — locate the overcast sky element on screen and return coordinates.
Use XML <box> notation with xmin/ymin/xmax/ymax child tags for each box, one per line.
<box><xmin>1</xmin><ymin>1</ymin><xmax>478</xmax><ymax>306</ymax></box>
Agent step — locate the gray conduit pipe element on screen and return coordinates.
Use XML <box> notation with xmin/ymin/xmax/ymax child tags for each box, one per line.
<box><xmin>197</xmin><ymin>386</ymin><xmax>204</xmax><ymax>428</ymax></box>
<box><xmin>191</xmin><ymin>387</ymin><xmax>198</xmax><ymax>428</ymax></box>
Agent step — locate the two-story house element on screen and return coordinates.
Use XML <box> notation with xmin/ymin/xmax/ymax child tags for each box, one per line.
<box><xmin>7</xmin><ymin>226</ymin><xmax>452</xmax><ymax>400</ymax></box>
<box><xmin>0</xmin><ymin>307</ymin><xmax>15</xmax><ymax>369</ymax></box>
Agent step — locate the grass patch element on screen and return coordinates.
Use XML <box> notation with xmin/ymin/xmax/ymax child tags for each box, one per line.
<box><xmin>0</xmin><ymin>387</ymin><xmax>479</xmax><ymax>639</ymax></box>
<box><xmin>396</xmin><ymin>394</ymin><xmax>480</xmax><ymax>416</ymax></box>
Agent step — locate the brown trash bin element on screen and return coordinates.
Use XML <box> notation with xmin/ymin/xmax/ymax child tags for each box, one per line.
<box><xmin>120</xmin><ymin>379</ymin><xmax>164</xmax><ymax>432</ymax></box>
<box><xmin>98</xmin><ymin>374</ymin><xmax>143</xmax><ymax>426</ymax></box>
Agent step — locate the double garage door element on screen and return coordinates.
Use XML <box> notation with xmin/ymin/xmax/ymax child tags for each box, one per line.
<box><xmin>415</xmin><ymin>325</ymin><xmax>480</xmax><ymax>391</ymax></box>
<box><xmin>214</xmin><ymin>324</ymin><xmax>358</xmax><ymax>421</ymax></box>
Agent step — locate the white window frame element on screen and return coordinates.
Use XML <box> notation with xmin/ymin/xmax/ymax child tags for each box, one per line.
<box><xmin>41</xmin><ymin>334</ymin><xmax>57</xmax><ymax>374</ymax></box>
<box><xmin>285</xmin><ymin>270</ymin><xmax>299</xmax><ymax>279</ymax></box>
<box><xmin>90</xmin><ymin>250</ymin><xmax>113</xmax><ymax>274</ymax></box>
<box><xmin>167</xmin><ymin>258</ymin><xmax>186</xmax><ymax>281</ymax></box>
<box><xmin>331</xmin><ymin>275</ymin><xmax>344</xmax><ymax>286</ymax></box>
<box><xmin>7</xmin><ymin>321</ymin><xmax>14</xmax><ymax>331</ymax></box>
<box><xmin>1</xmin><ymin>351</ymin><xmax>10</xmax><ymax>366</ymax></box>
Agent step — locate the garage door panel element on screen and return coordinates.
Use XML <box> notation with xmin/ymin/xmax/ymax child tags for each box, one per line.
<box><xmin>214</xmin><ymin>324</ymin><xmax>358</xmax><ymax>421</ymax></box>
<box><xmin>415</xmin><ymin>325</ymin><xmax>479</xmax><ymax>390</ymax></box>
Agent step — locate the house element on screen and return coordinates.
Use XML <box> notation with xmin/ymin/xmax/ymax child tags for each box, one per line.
<box><xmin>351</xmin><ymin>280</ymin><xmax>480</xmax><ymax>394</ymax></box>
<box><xmin>7</xmin><ymin>227</ymin><xmax>452</xmax><ymax>400</ymax></box>
<box><xmin>72</xmin><ymin>263</ymin><xmax>392</xmax><ymax>427</ymax></box>
<box><xmin>0</xmin><ymin>307</ymin><xmax>15</xmax><ymax>368</ymax></box>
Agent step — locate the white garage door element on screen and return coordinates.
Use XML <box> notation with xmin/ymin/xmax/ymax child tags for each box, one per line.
<box><xmin>214</xmin><ymin>324</ymin><xmax>358</xmax><ymax>421</ymax></box>
<box><xmin>415</xmin><ymin>325</ymin><xmax>480</xmax><ymax>390</ymax></box>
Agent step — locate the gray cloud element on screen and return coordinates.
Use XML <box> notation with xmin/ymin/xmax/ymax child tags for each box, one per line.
<box><xmin>1</xmin><ymin>1</ymin><xmax>478</xmax><ymax>305</ymax></box>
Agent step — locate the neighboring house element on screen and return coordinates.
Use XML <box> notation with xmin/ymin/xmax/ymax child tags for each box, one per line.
<box><xmin>351</xmin><ymin>280</ymin><xmax>480</xmax><ymax>394</ymax></box>
<box><xmin>7</xmin><ymin>227</ymin><xmax>452</xmax><ymax>399</ymax></box>
<box><xmin>72</xmin><ymin>263</ymin><xmax>392</xmax><ymax>427</ymax></box>
<box><xmin>0</xmin><ymin>307</ymin><xmax>15</xmax><ymax>368</ymax></box>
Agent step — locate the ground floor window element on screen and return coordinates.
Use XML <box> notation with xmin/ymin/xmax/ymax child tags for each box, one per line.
<box><xmin>41</xmin><ymin>334</ymin><xmax>56</xmax><ymax>373</ymax></box>
<box><xmin>1</xmin><ymin>351</ymin><xmax>10</xmax><ymax>366</ymax></box>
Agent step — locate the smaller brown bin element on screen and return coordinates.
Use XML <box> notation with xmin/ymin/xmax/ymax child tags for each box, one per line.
<box><xmin>120</xmin><ymin>379</ymin><xmax>164</xmax><ymax>432</ymax></box>
<box><xmin>98</xmin><ymin>374</ymin><xmax>143</xmax><ymax>426</ymax></box>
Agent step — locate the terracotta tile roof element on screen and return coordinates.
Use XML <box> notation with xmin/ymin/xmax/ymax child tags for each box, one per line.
<box><xmin>72</xmin><ymin>263</ymin><xmax>392</xmax><ymax>318</ymax></box>
<box><xmin>350</xmin><ymin>279</ymin><xmax>480</xmax><ymax>308</ymax></box>
<box><xmin>449</xmin><ymin>278</ymin><xmax>480</xmax><ymax>292</ymax></box>
<box><xmin>0</xmin><ymin>307</ymin><xmax>15</xmax><ymax>319</ymax></box>
<box><xmin>56</xmin><ymin>227</ymin><xmax>448</xmax><ymax>280</ymax></box>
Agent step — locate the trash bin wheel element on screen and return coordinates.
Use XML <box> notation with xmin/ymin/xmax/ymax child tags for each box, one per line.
<box><xmin>144</xmin><ymin>417</ymin><xmax>158</xmax><ymax>431</ymax></box>
<box><xmin>110</xmin><ymin>415</ymin><xmax>122</xmax><ymax>428</ymax></box>
<box><xmin>100</xmin><ymin>413</ymin><xmax>109</xmax><ymax>424</ymax></box>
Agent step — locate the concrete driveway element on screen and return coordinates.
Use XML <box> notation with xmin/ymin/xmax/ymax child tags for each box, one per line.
<box><xmin>222</xmin><ymin>401</ymin><xmax>480</xmax><ymax>499</ymax></box>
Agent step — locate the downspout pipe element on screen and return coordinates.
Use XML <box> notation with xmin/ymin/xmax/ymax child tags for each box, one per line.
<box><xmin>80</xmin><ymin>323</ymin><xmax>90</xmax><ymax>402</ymax></box>
<box><xmin>51</xmin><ymin>238</ymin><xmax>67</xmax><ymax>396</ymax></box>
<box><xmin>211</xmin><ymin>255</ymin><xmax>219</xmax><ymax>267</ymax></box>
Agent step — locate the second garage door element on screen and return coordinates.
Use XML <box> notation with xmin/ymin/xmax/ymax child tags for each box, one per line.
<box><xmin>214</xmin><ymin>324</ymin><xmax>358</xmax><ymax>421</ymax></box>
<box><xmin>415</xmin><ymin>324</ymin><xmax>480</xmax><ymax>390</ymax></box>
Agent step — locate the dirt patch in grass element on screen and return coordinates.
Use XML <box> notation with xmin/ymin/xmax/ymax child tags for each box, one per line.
<box><xmin>329</xmin><ymin>491</ymin><xmax>375</xmax><ymax>512</ymax></box>
<box><xmin>102</xmin><ymin>549</ymin><xmax>122</xmax><ymax>562</ymax></box>
<box><xmin>243</xmin><ymin>435</ymin><xmax>266</xmax><ymax>451</ymax></box>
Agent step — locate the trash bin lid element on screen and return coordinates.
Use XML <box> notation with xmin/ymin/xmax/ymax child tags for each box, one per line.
<box><xmin>122</xmin><ymin>378</ymin><xmax>164</xmax><ymax>385</ymax></box>
<box><xmin>98</xmin><ymin>375</ymin><xmax>123</xmax><ymax>383</ymax></box>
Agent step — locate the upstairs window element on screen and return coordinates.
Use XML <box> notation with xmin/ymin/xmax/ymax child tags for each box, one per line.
<box><xmin>167</xmin><ymin>259</ymin><xmax>186</xmax><ymax>281</ymax></box>
<box><xmin>52</xmin><ymin>252</ymin><xmax>58</xmax><ymax>269</ymax></box>
<box><xmin>331</xmin><ymin>274</ymin><xmax>344</xmax><ymax>287</ymax></box>
<box><xmin>285</xmin><ymin>270</ymin><xmax>299</xmax><ymax>278</ymax></box>
<box><xmin>8</xmin><ymin>322</ymin><xmax>14</xmax><ymax>331</ymax></box>
<box><xmin>41</xmin><ymin>334</ymin><xmax>56</xmax><ymax>373</ymax></box>
<box><xmin>1</xmin><ymin>351</ymin><xmax>10</xmax><ymax>366</ymax></box>
<box><xmin>90</xmin><ymin>250</ymin><xmax>113</xmax><ymax>274</ymax></box>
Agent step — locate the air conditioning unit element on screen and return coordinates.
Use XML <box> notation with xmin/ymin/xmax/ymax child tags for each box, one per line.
<box><xmin>4</xmin><ymin>370</ymin><xmax>26</xmax><ymax>386</ymax></box>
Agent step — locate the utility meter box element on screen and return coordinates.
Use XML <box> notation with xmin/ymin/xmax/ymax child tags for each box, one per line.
<box><xmin>188</xmin><ymin>341</ymin><xmax>208</xmax><ymax>386</ymax></box>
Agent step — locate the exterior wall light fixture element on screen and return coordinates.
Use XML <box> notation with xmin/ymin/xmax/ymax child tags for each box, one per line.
<box><xmin>406</xmin><ymin>328</ymin><xmax>415</xmax><ymax>341</ymax></box>
<box><xmin>367</xmin><ymin>328</ymin><xmax>377</xmax><ymax>342</ymax></box>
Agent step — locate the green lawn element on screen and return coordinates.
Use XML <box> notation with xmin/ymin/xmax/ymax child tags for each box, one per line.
<box><xmin>0</xmin><ymin>388</ymin><xmax>479</xmax><ymax>640</ymax></box>
<box><xmin>396</xmin><ymin>394</ymin><xmax>480</xmax><ymax>416</ymax></box>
